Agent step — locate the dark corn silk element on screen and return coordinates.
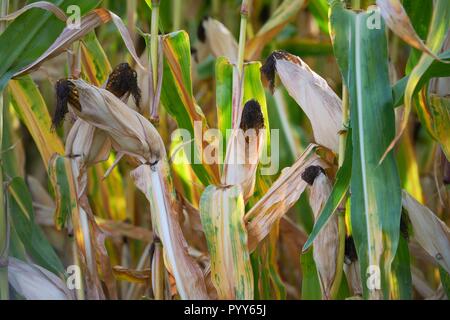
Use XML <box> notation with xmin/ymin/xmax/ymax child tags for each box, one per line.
<box><xmin>344</xmin><ymin>236</ymin><xmax>358</xmax><ymax>264</ymax></box>
<box><xmin>261</xmin><ymin>50</ymin><xmax>298</xmax><ymax>94</ymax></box>
<box><xmin>105</xmin><ymin>63</ymin><xmax>141</xmax><ymax>106</ymax></box>
<box><xmin>301</xmin><ymin>165</ymin><xmax>326</xmax><ymax>186</ymax></box>
<box><xmin>239</xmin><ymin>100</ymin><xmax>265</xmax><ymax>133</ymax></box>
<box><xmin>53</xmin><ymin>79</ymin><xmax>80</xmax><ymax>128</ymax></box>
<box><xmin>197</xmin><ymin>16</ymin><xmax>209</xmax><ymax>43</ymax></box>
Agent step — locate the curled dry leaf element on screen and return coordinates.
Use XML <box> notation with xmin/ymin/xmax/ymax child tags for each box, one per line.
<box><xmin>222</xmin><ymin>100</ymin><xmax>266</xmax><ymax>201</ymax></box>
<box><xmin>14</xmin><ymin>8</ymin><xmax>144</xmax><ymax>78</ymax></box>
<box><xmin>376</xmin><ymin>0</ymin><xmax>448</xmax><ymax>62</ymax></box>
<box><xmin>130</xmin><ymin>163</ymin><xmax>209</xmax><ymax>300</ymax></box>
<box><xmin>262</xmin><ymin>51</ymin><xmax>342</xmax><ymax>153</ymax></box>
<box><xmin>245</xmin><ymin>144</ymin><xmax>327</xmax><ymax>251</ymax></box>
<box><xmin>402</xmin><ymin>190</ymin><xmax>450</xmax><ymax>273</ymax></box>
<box><xmin>112</xmin><ymin>266</ymin><xmax>151</xmax><ymax>284</ymax></box>
<box><xmin>0</xmin><ymin>1</ymin><xmax>67</xmax><ymax>22</ymax></box>
<box><xmin>8</xmin><ymin>257</ymin><xmax>74</xmax><ymax>300</ymax></box>
<box><xmin>302</xmin><ymin>166</ymin><xmax>339</xmax><ymax>300</ymax></box>
<box><xmin>199</xmin><ymin>185</ymin><xmax>254</xmax><ymax>300</ymax></box>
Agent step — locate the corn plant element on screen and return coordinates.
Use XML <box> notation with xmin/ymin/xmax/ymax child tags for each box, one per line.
<box><xmin>0</xmin><ymin>0</ymin><xmax>448</xmax><ymax>300</ymax></box>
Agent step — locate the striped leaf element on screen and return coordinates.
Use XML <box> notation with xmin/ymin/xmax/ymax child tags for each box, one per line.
<box><xmin>199</xmin><ymin>185</ymin><xmax>253</xmax><ymax>299</ymax></box>
<box><xmin>330</xmin><ymin>1</ymin><xmax>402</xmax><ymax>299</ymax></box>
<box><xmin>161</xmin><ymin>30</ymin><xmax>219</xmax><ymax>186</ymax></box>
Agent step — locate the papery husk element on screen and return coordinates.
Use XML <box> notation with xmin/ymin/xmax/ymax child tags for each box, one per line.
<box><xmin>199</xmin><ymin>185</ymin><xmax>254</xmax><ymax>300</ymax></box>
<box><xmin>199</xmin><ymin>17</ymin><xmax>238</xmax><ymax>64</ymax></box>
<box><xmin>130</xmin><ymin>163</ymin><xmax>209</xmax><ymax>300</ymax></box>
<box><xmin>262</xmin><ymin>51</ymin><xmax>342</xmax><ymax>153</ymax></box>
<box><xmin>308</xmin><ymin>170</ymin><xmax>339</xmax><ymax>300</ymax></box>
<box><xmin>65</xmin><ymin>118</ymin><xmax>111</xmax><ymax>198</ymax></box>
<box><xmin>402</xmin><ymin>190</ymin><xmax>450</xmax><ymax>273</ymax></box>
<box><xmin>222</xmin><ymin>101</ymin><xmax>265</xmax><ymax>201</ymax></box>
<box><xmin>66</xmin><ymin>79</ymin><xmax>164</xmax><ymax>166</ymax></box>
<box><xmin>245</xmin><ymin>144</ymin><xmax>327</xmax><ymax>251</ymax></box>
<box><xmin>14</xmin><ymin>8</ymin><xmax>144</xmax><ymax>78</ymax></box>
<box><xmin>8</xmin><ymin>257</ymin><xmax>74</xmax><ymax>300</ymax></box>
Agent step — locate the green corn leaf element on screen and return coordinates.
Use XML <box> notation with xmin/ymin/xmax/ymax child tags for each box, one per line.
<box><xmin>80</xmin><ymin>31</ymin><xmax>112</xmax><ymax>86</ymax></box>
<box><xmin>330</xmin><ymin>0</ymin><xmax>402</xmax><ymax>299</ymax></box>
<box><xmin>8</xmin><ymin>177</ymin><xmax>64</xmax><ymax>276</ymax></box>
<box><xmin>389</xmin><ymin>235</ymin><xmax>412</xmax><ymax>300</ymax></box>
<box><xmin>303</xmin><ymin>131</ymin><xmax>352</xmax><ymax>251</ymax></box>
<box><xmin>48</xmin><ymin>154</ymin><xmax>78</xmax><ymax>230</ymax></box>
<box><xmin>161</xmin><ymin>30</ymin><xmax>219</xmax><ymax>186</ymax></box>
<box><xmin>0</xmin><ymin>0</ymin><xmax>101</xmax><ymax>91</ymax></box>
<box><xmin>386</xmin><ymin>0</ymin><xmax>450</xmax><ymax>159</ymax></box>
<box><xmin>300</xmin><ymin>250</ymin><xmax>322</xmax><ymax>300</ymax></box>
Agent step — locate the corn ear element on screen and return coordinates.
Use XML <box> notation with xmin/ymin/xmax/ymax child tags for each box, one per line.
<box><xmin>261</xmin><ymin>51</ymin><xmax>342</xmax><ymax>153</ymax></box>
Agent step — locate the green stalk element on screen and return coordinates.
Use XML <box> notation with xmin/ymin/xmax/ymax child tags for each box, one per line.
<box><xmin>127</xmin><ymin>0</ymin><xmax>137</xmax><ymax>43</ymax></box>
<box><xmin>150</xmin><ymin>0</ymin><xmax>160</xmax><ymax>92</ymax></box>
<box><xmin>330</xmin><ymin>85</ymin><xmax>350</xmax><ymax>299</ymax></box>
<box><xmin>237</xmin><ymin>0</ymin><xmax>249</xmax><ymax>75</ymax></box>
<box><xmin>172</xmin><ymin>0</ymin><xmax>181</xmax><ymax>31</ymax></box>
<box><xmin>0</xmin><ymin>0</ymin><xmax>9</xmax><ymax>301</ymax></box>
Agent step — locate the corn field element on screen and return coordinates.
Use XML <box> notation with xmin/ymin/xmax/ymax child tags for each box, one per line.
<box><xmin>0</xmin><ymin>0</ymin><xmax>448</xmax><ymax>301</ymax></box>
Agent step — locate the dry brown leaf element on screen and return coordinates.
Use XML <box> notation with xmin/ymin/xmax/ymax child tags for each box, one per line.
<box><xmin>245</xmin><ymin>144</ymin><xmax>327</xmax><ymax>251</ymax></box>
<box><xmin>402</xmin><ymin>190</ymin><xmax>450</xmax><ymax>273</ymax></box>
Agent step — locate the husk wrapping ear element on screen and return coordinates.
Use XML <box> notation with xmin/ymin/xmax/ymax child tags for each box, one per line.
<box><xmin>262</xmin><ymin>51</ymin><xmax>342</xmax><ymax>153</ymax></box>
<box><xmin>199</xmin><ymin>17</ymin><xmax>238</xmax><ymax>64</ymax></box>
<box><xmin>66</xmin><ymin>79</ymin><xmax>164</xmax><ymax>165</ymax></box>
<box><xmin>306</xmin><ymin>168</ymin><xmax>339</xmax><ymax>300</ymax></box>
<box><xmin>222</xmin><ymin>100</ymin><xmax>265</xmax><ymax>201</ymax></box>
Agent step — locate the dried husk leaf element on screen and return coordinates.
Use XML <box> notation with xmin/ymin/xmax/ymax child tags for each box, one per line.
<box><xmin>8</xmin><ymin>257</ymin><xmax>74</xmax><ymax>300</ymax></box>
<box><xmin>222</xmin><ymin>101</ymin><xmax>265</xmax><ymax>201</ymax></box>
<box><xmin>245</xmin><ymin>144</ymin><xmax>326</xmax><ymax>251</ymax></box>
<box><xmin>0</xmin><ymin>1</ymin><xmax>67</xmax><ymax>22</ymax></box>
<box><xmin>376</xmin><ymin>0</ymin><xmax>448</xmax><ymax>62</ymax></box>
<box><xmin>130</xmin><ymin>163</ymin><xmax>209</xmax><ymax>300</ymax></box>
<box><xmin>66</xmin><ymin>79</ymin><xmax>164</xmax><ymax>165</ymax></box>
<box><xmin>199</xmin><ymin>185</ymin><xmax>254</xmax><ymax>300</ymax></box>
<box><xmin>307</xmin><ymin>170</ymin><xmax>339</xmax><ymax>300</ymax></box>
<box><xmin>14</xmin><ymin>8</ymin><xmax>144</xmax><ymax>78</ymax></box>
<box><xmin>402</xmin><ymin>190</ymin><xmax>450</xmax><ymax>273</ymax></box>
<box><xmin>113</xmin><ymin>266</ymin><xmax>151</xmax><ymax>284</ymax></box>
<box><xmin>262</xmin><ymin>52</ymin><xmax>342</xmax><ymax>152</ymax></box>
<box><xmin>200</xmin><ymin>17</ymin><xmax>238</xmax><ymax>64</ymax></box>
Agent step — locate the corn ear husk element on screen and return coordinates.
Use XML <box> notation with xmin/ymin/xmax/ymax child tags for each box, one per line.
<box><xmin>65</xmin><ymin>119</ymin><xmax>111</xmax><ymax>197</ymax></box>
<box><xmin>222</xmin><ymin>102</ymin><xmax>265</xmax><ymax>201</ymax></box>
<box><xmin>199</xmin><ymin>185</ymin><xmax>254</xmax><ymax>299</ymax></box>
<box><xmin>308</xmin><ymin>170</ymin><xmax>339</xmax><ymax>300</ymax></box>
<box><xmin>262</xmin><ymin>52</ymin><xmax>342</xmax><ymax>152</ymax></box>
<box><xmin>245</xmin><ymin>144</ymin><xmax>326</xmax><ymax>251</ymax></box>
<box><xmin>8</xmin><ymin>257</ymin><xmax>74</xmax><ymax>300</ymax></box>
<box><xmin>199</xmin><ymin>17</ymin><xmax>238</xmax><ymax>64</ymax></box>
<box><xmin>67</xmin><ymin>79</ymin><xmax>164</xmax><ymax>166</ymax></box>
<box><xmin>402</xmin><ymin>190</ymin><xmax>450</xmax><ymax>273</ymax></box>
<box><xmin>130</xmin><ymin>163</ymin><xmax>209</xmax><ymax>300</ymax></box>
